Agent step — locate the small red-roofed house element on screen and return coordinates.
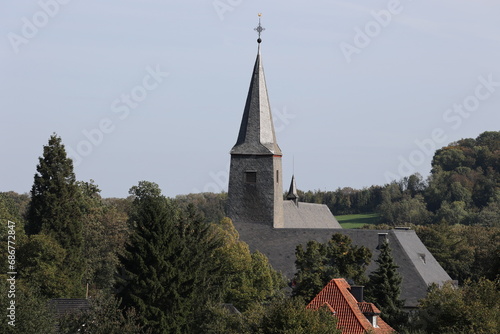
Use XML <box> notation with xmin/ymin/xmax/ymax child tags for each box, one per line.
<box><xmin>306</xmin><ymin>278</ymin><xmax>395</xmax><ymax>334</ymax></box>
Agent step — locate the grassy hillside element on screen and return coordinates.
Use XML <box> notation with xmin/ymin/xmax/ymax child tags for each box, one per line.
<box><xmin>336</xmin><ymin>213</ymin><xmax>380</xmax><ymax>229</ymax></box>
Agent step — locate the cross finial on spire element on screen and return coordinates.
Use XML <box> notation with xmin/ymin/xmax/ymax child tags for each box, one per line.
<box><xmin>255</xmin><ymin>13</ymin><xmax>265</xmax><ymax>43</ymax></box>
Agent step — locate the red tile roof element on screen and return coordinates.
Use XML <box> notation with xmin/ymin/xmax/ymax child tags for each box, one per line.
<box><xmin>306</xmin><ymin>279</ymin><xmax>395</xmax><ymax>334</ymax></box>
<box><xmin>357</xmin><ymin>302</ymin><xmax>380</xmax><ymax>315</ymax></box>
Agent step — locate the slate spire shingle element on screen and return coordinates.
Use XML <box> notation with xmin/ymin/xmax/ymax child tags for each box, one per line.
<box><xmin>228</xmin><ymin>18</ymin><xmax>284</xmax><ymax>228</ymax></box>
<box><xmin>230</xmin><ymin>46</ymin><xmax>282</xmax><ymax>156</ymax></box>
<box><xmin>286</xmin><ymin>174</ymin><xmax>299</xmax><ymax>205</ymax></box>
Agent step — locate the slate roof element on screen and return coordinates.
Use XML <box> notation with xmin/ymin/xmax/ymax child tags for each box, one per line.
<box><xmin>283</xmin><ymin>201</ymin><xmax>342</xmax><ymax>228</ymax></box>
<box><xmin>307</xmin><ymin>279</ymin><xmax>395</xmax><ymax>334</ymax></box>
<box><xmin>286</xmin><ymin>175</ymin><xmax>299</xmax><ymax>201</ymax></box>
<box><xmin>233</xmin><ymin>222</ymin><xmax>452</xmax><ymax>308</ymax></box>
<box><xmin>49</xmin><ymin>298</ymin><xmax>90</xmax><ymax>317</ymax></box>
<box><xmin>230</xmin><ymin>46</ymin><xmax>282</xmax><ymax>156</ymax></box>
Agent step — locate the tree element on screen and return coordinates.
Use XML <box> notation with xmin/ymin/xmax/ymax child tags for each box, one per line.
<box><xmin>258</xmin><ymin>297</ymin><xmax>341</xmax><ymax>334</ymax></box>
<box><xmin>58</xmin><ymin>292</ymin><xmax>150</xmax><ymax>334</ymax></box>
<box><xmin>117</xmin><ymin>181</ymin><xmax>225</xmax><ymax>333</ymax></box>
<box><xmin>0</xmin><ymin>192</ymin><xmax>29</xmax><ymax>223</ymax></box>
<box><xmin>416</xmin><ymin>279</ymin><xmax>500</xmax><ymax>334</ymax></box>
<box><xmin>365</xmin><ymin>241</ymin><xmax>407</xmax><ymax>329</ymax></box>
<box><xmin>0</xmin><ymin>279</ymin><xmax>57</xmax><ymax>333</ymax></box>
<box><xmin>378</xmin><ymin>182</ymin><xmax>432</xmax><ymax>225</ymax></box>
<box><xmin>414</xmin><ymin>223</ymin><xmax>474</xmax><ymax>283</ymax></box>
<box><xmin>25</xmin><ymin>134</ymin><xmax>85</xmax><ymax>297</ymax></box>
<box><xmin>415</xmin><ymin>223</ymin><xmax>499</xmax><ymax>283</ymax></box>
<box><xmin>426</xmin><ymin>131</ymin><xmax>500</xmax><ymax>213</ymax></box>
<box><xmin>17</xmin><ymin>234</ymin><xmax>73</xmax><ymax>299</ymax></box>
<box><xmin>478</xmin><ymin>193</ymin><xmax>500</xmax><ymax>227</ymax></box>
<box><xmin>175</xmin><ymin>192</ymin><xmax>227</xmax><ymax>224</ymax></box>
<box><xmin>435</xmin><ymin>201</ymin><xmax>470</xmax><ymax>225</ymax></box>
<box><xmin>293</xmin><ymin>234</ymin><xmax>371</xmax><ymax>301</ymax></box>
<box><xmin>213</xmin><ymin>217</ymin><xmax>285</xmax><ymax>312</ymax></box>
<box><xmin>79</xmin><ymin>181</ymin><xmax>129</xmax><ymax>293</ymax></box>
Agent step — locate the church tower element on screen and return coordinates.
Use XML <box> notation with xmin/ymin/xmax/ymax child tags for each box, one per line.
<box><xmin>228</xmin><ymin>16</ymin><xmax>284</xmax><ymax>228</ymax></box>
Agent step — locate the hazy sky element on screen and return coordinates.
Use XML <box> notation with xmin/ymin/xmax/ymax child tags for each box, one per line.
<box><xmin>2</xmin><ymin>0</ymin><xmax>500</xmax><ymax>198</ymax></box>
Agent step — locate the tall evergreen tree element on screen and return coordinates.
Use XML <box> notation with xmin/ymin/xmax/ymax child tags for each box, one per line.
<box><xmin>293</xmin><ymin>234</ymin><xmax>371</xmax><ymax>302</ymax></box>
<box><xmin>118</xmin><ymin>181</ymin><xmax>224</xmax><ymax>333</ymax></box>
<box><xmin>365</xmin><ymin>240</ymin><xmax>407</xmax><ymax>328</ymax></box>
<box><xmin>25</xmin><ymin>134</ymin><xmax>85</xmax><ymax>297</ymax></box>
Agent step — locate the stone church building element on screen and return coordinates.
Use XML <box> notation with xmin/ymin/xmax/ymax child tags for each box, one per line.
<box><xmin>226</xmin><ymin>23</ymin><xmax>452</xmax><ymax>308</ymax></box>
<box><xmin>227</xmin><ymin>34</ymin><xmax>341</xmax><ymax>230</ymax></box>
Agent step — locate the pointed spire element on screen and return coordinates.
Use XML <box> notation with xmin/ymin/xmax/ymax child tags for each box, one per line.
<box><xmin>286</xmin><ymin>174</ymin><xmax>299</xmax><ymax>205</ymax></box>
<box><xmin>231</xmin><ymin>15</ymin><xmax>282</xmax><ymax>156</ymax></box>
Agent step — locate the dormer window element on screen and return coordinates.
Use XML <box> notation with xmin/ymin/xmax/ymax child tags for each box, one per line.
<box><xmin>372</xmin><ymin>315</ymin><xmax>378</xmax><ymax>328</ymax></box>
<box><xmin>418</xmin><ymin>253</ymin><xmax>426</xmax><ymax>264</ymax></box>
<box><xmin>365</xmin><ymin>314</ymin><xmax>379</xmax><ymax>328</ymax></box>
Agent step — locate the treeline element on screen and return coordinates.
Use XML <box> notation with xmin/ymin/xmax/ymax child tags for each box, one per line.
<box><xmin>0</xmin><ymin>135</ymin><xmax>340</xmax><ymax>333</ymax></box>
<box><xmin>1</xmin><ymin>131</ymin><xmax>499</xmax><ymax>333</ymax></box>
<box><xmin>300</xmin><ymin>131</ymin><xmax>500</xmax><ymax>227</ymax></box>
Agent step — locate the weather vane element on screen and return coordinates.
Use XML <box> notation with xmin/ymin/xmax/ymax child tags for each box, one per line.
<box><xmin>255</xmin><ymin>13</ymin><xmax>265</xmax><ymax>43</ymax></box>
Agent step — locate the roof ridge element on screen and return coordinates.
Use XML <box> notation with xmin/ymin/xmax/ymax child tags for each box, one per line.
<box><xmin>333</xmin><ymin>279</ymin><xmax>372</xmax><ymax>332</ymax></box>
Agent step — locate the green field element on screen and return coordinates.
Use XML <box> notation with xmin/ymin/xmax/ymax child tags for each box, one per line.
<box><xmin>336</xmin><ymin>213</ymin><xmax>381</xmax><ymax>229</ymax></box>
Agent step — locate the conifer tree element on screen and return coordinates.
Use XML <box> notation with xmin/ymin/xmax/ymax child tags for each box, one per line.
<box><xmin>118</xmin><ymin>181</ymin><xmax>224</xmax><ymax>333</ymax></box>
<box><xmin>25</xmin><ymin>134</ymin><xmax>85</xmax><ymax>297</ymax></box>
<box><xmin>365</xmin><ymin>240</ymin><xmax>407</xmax><ymax>328</ymax></box>
<box><xmin>293</xmin><ymin>233</ymin><xmax>371</xmax><ymax>302</ymax></box>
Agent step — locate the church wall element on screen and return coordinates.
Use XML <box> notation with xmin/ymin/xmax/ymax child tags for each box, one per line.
<box><xmin>228</xmin><ymin>154</ymin><xmax>283</xmax><ymax>227</ymax></box>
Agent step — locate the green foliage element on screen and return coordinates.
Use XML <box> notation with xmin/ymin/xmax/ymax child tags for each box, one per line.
<box><xmin>477</xmin><ymin>192</ymin><xmax>500</xmax><ymax>227</ymax></box>
<box><xmin>0</xmin><ymin>192</ymin><xmax>29</xmax><ymax>222</ymax></box>
<box><xmin>79</xmin><ymin>181</ymin><xmax>129</xmax><ymax>292</ymax></box>
<box><xmin>0</xmin><ymin>196</ymin><xmax>28</xmax><ymax>269</ymax></box>
<box><xmin>175</xmin><ymin>192</ymin><xmax>227</xmax><ymax>224</ymax></box>
<box><xmin>415</xmin><ymin>279</ymin><xmax>500</xmax><ymax>334</ymax></box>
<box><xmin>415</xmin><ymin>223</ymin><xmax>500</xmax><ymax>283</ymax></box>
<box><xmin>293</xmin><ymin>233</ymin><xmax>371</xmax><ymax>301</ymax></box>
<box><xmin>199</xmin><ymin>297</ymin><xmax>340</xmax><ymax>334</ymax></box>
<box><xmin>58</xmin><ymin>292</ymin><xmax>150</xmax><ymax>334</ymax></box>
<box><xmin>378</xmin><ymin>182</ymin><xmax>432</xmax><ymax>225</ymax></box>
<box><xmin>435</xmin><ymin>201</ymin><xmax>470</xmax><ymax>225</ymax></box>
<box><xmin>25</xmin><ymin>134</ymin><xmax>85</xmax><ymax>297</ymax></box>
<box><xmin>0</xmin><ymin>279</ymin><xmax>57</xmax><ymax>334</ymax></box>
<box><xmin>299</xmin><ymin>186</ymin><xmax>384</xmax><ymax>215</ymax></box>
<box><xmin>426</xmin><ymin>131</ymin><xmax>500</xmax><ymax>216</ymax></box>
<box><xmin>300</xmin><ymin>131</ymin><xmax>499</xmax><ymax>228</ymax></box>
<box><xmin>365</xmin><ymin>241</ymin><xmax>407</xmax><ymax>329</ymax></box>
<box><xmin>213</xmin><ymin>217</ymin><xmax>285</xmax><ymax>312</ymax></box>
<box><xmin>17</xmin><ymin>234</ymin><xmax>73</xmax><ymax>298</ymax></box>
<box><xmin>196</xmin><ymin>302</ymin><xmax>249</xmax><ymax>334</ymax></box>
<box><xmin>118</xmin><ymin>181</ymin><xmax>225</xmax><ymax>333</ymax></box>
<box><xmin>258</xmin><ymin>297</ymin><xmax>340</xmax><ymax>334</ymax></box>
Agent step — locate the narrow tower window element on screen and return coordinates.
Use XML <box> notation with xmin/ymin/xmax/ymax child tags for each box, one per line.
<box><xmin>245</xmin><ymin>172</ymin><xmax>257</xmax><ymax>183</ymax></box>
<box><xmin>276</xmin><ymin>170</ymin><xmax>279</xmax><ymax>183</ymax></box>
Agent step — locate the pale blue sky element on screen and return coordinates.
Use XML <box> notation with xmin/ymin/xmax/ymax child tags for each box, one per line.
<box><xmin>1</xmin><ymin>0</ymin><xmax>499</xmax><ymax>198</ymax></box>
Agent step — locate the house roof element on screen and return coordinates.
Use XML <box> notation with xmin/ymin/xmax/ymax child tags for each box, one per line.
<box><xmin>230</xmin><ymin>45</ymin><xmax>282</xmax><ymax>156</ymax></box>
<box><xmin>233</xmin><ymin>222</ymin><xmax>452</xmax><ymax>308</ymax></box>
<box><xmin>357</xmin><ymin>302</ymin><xmax>381</xmax><ymax>315</ymax></box>
<box><xmin>49</xmin><ymin>298</ymin><xmax>90</xmax><ymax>317</ymax></box>
<box><xmin>307</xmin><ymin>279</ymin><xmax>394</xmax><ymax>334</ymax></box>
<box><xmin>283</xmin><ymin>201</ymin><xmax>342</xmax><ymax>228</ymax></box>
<box><xmin>340</xmin><ymin>229</ymin><xmax>452</xmax><ymax>307</ymax></box>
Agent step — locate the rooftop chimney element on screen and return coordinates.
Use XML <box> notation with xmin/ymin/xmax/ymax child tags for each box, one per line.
<box><xmin>350</xmin><ymin>285</ymin><xmax>364</xmax><ymax>303</ymax></box>
<box><xmin>378</xmin><ymin>233</ymin><xmax>388</xmax><ymax>249</ymax></box>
